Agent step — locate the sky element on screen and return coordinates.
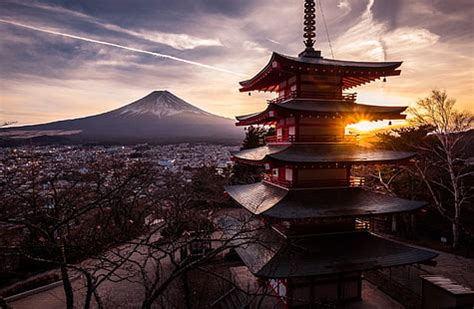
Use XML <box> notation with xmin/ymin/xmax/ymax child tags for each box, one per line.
<box><xmin>0</xmin><ymin>0</ymin><xmax>473</xmax><ymax>126</ymax></box>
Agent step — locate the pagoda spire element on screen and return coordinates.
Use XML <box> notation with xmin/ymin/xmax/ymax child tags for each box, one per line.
<box><xmin>300</xmin><ymin>0</ymin><xmax>321</xmax><ymax>58</ymax></box>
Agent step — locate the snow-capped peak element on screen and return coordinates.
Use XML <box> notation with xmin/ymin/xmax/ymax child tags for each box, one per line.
<box><xmin>117</xmin><ymin>91</ymin><xmax>212</xmax><ymax>118</ymax></box>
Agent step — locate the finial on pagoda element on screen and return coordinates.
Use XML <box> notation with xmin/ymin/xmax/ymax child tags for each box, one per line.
<box><xmin>299</xmin><ymin>0</ymin><xmax>321</xmax><ymax>58</ymax></box>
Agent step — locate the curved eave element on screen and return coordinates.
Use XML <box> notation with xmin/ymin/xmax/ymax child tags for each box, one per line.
<box><xmin>226</xmin><ymin>182</ymin><xmax>427</xmax><ymax>219</ymax></box>
<box><xmin>235</xmin><ymin>101</ymin><xmax>407</xmax><ymax>126</ymax></box>
<box><xmin>239</xmin><ymin>53</ymin><xmax>287</xmax><ymax>93</ymax></box>
<box><xmin>219</xmin><ymin>219</ymin><xmax>438</xmax><ymax>279</ymax></box>
<box><xmin>233</xmin><ymin>145</ymin><xmax>287</xmax><ymax>164</ymax></box>
<box><xmin>235</xmin><ymin>107</ymin><xmax>277</xmax><ymax>126</ymax></box>
<box><xmin>251</xmin><ymin>231</ymin><xmax>438</xmax><ymax>278</ymax></box>
<box><xmin>239</xmin><ymin>52</ymin><xmax>402</xmax><ymax>92</ymax></box>
<box><xmin>233</xmin><ymin>144</ymin><xmax>416</xmax><ymax>165</ymax></box>
<box><xmin>277</xmin><ymin>100</ymin><xmax>408</xmax><ymax>114</ymax></box>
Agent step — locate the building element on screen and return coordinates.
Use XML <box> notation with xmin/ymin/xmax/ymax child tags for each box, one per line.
<box><xmin>224</xmin><ymin>0</ymin><xmax>438</xmax><ymax>307</ymax></box>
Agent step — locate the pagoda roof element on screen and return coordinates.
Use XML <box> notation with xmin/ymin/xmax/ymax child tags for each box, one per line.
<box><xmin>240</xmin><ymin>52</ymin><xmax>402</xmax><ymax>92</ymax></box>
<box><xmin>233</xmin><ymin>144</ymin><xmax>415</xmax><ymax>164</ymax></box>
<box><xmin>225</xmin><ymin>182</ymin><xmax>426</xmax><ymax>219</ymax></box>
<box><xmin>236</xmin><ymin>100</ymin><xmax>407</xmax><ymax>126</ymax></box>
<box><xmin>234</xmin><ymin>229</ymin><xmax>437</xmax><ymax>278</ymax></box>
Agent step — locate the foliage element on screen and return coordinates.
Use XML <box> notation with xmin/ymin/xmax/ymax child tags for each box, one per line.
<box><xmin>241</xmin><ymin>126</ymin><xmax>274</xmax><ymax>150</ymax></box>
<box><xmin>230</xmin><ymin>125</ymin><xmax>270</xmax><ymax>185</ymax></box>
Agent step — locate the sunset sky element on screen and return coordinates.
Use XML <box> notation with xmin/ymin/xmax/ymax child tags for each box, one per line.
<box><xmin>1</xmin><ymin>0</ymin><xmax>473</xmax><ymax>126</ymax></box>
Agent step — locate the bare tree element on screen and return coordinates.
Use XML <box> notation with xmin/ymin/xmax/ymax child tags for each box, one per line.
<box><xmin>366</xmin><ymin>90</ymin><xmax>473</xmax><ymax>247</ymax></box>
<box><xmin>407</xmin><ymin>90</ymin><xmax>473</xmax><ymax>248</ymax></box>
<box><xmin>0</xmin><ymin>152</ymin><xmax>156</xmax><ymax>309</ymax></box>
<box><xmin>113</xmin><ymin>171</ymin><xmax>265</xmax><ymax>309</ymax></box>
<box><xmin>1</xmin><ymin>151</ymin><xmax>287</xmax><ymax>308</ymax></box>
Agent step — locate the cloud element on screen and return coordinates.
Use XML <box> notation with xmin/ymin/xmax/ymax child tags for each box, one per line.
<box><xmin>266</xmin><ymin>38</ymin><xmax>281</xmax><ymax>45</ymax></box>
<box><xmin>337</xmin><ymin>0</ymin><xmax>351</xmax><ymax>14</ymax></box>
<box><xmin>1</xmin><ymin>1</ymin><xmax>223</xmax><ymax>50</ymax></box>
<box><xmin>0</xmin><ymin>19</ymin><xmax>243</xmax><ymax>76</ymax></box>
<box><xmin>243</xmin><ymin>41</ymin><xmax>268</xmax><ymax>53</ymax></box>
<box><xmin>333</xmin><ymin>0</ymin><xmax>439</xmax><ymax>61</ymax></box>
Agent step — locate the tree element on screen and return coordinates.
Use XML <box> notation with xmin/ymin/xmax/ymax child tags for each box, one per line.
<box><xmin>407</xmin><ymin>90</ymin><xmax>473</xmax><ymax>248</ymax></box>
<box><xmin>230</xmin><ymin>126</ymin><xmax>271</xmax><ymax>185</ymax></box>
<box><xmin>0</xmin><ymin>152</ymin><xmax>156</xmax><ymax>309</ymax></box>
<box><xmin>118</xmin><ymin>170</ymin><xmax>264</xmax><ymax>309</ymax></box>
<box><xmin>241</xmin><ymin>126</ymin><xmax>274</xmax><ymax>150</ymax></box>
<box><xmin>190</xmin><ymin>166</ymin><xmax>231</xmax><ymax>208</ymax></box>
<box><xmin>368</xmin><ymin>90</ymin><xmax>473</xmax><ymax>248</ymax></box>
<box><xmin>0</xmin><ymin>150</ymin><xmax>280</xmax><ymax>308</ymax></box>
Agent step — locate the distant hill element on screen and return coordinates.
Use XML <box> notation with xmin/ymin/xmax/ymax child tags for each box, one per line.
<box><xmin>0</xmin><ymin>91</ymin><xmax>243</xmax><ymax>145</ymax></box>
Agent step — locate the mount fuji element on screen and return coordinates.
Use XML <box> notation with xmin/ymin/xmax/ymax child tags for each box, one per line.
<box><xmin>1</xmin><ymin>91</ymin><xmax>243</xmax><ymax>145</ymax></box>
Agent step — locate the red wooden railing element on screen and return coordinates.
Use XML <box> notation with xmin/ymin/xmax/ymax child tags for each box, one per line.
<box><xmin>268</xmin><ymin>91</ymin><xmax>357</xmax><ymax>104</ymax></box>
<box><xmin>265</xmin><ymin>134</ymin><xmax>359</xmax><ymax>144</ymax></box>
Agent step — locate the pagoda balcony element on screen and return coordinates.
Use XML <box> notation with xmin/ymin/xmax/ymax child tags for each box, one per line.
<box><xmin>265</xmin><ymin>134</ymin><xmax>359</xmax><ymax>144</ymax></box>
<box><xmin>264</xmin><ymin>175</ymin><xmax>365</xmax><ymax>188</ymax></box>
<box><xmin>268</xmin><ymin>91</ymin><xmax>357</xmax><ymax>104</ymax></box>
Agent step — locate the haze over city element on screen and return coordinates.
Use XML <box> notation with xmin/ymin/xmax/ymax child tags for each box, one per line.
<box><xmin>1</xmin><ymin>0</ymin><xmax>473</xmax><ymax>126</ymax></box>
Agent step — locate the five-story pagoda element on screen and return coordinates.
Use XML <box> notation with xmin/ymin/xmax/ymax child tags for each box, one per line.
<box><xmin>224</xmin><ymin>0</ymin><xmax>437</xmax><ymax>307</ymax></box>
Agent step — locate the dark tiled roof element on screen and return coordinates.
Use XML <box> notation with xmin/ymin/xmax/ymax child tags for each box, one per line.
<box><xmin>239</xmin><ymin>52</ymin><xmax>402</xmax><ymax>92</ymax></box>
<box><xmin>235</xmin><ymin>100</ymin><xmax>407</xmax><ymax>125</ymax></box>
<box><xmin>236</xmin><ymin>111</ymin><xmax>265</xmax><ymax>122</ymax></box>
<box><xmin>277</xmin><ymin>100</ymin><xmax>407</xmax><ymax>114</ymax></box>
<box><xmin>225</xmin><ymin>182</ymin><xmax>426</xmax><ymax>219</ymax></box>
<box><xmin>235</xmin><ymin>229</ymin><xmax>437</xmax><ymax>278</ymax></box>
<box><xmin>233</xmin><ymin>144</ymin><xmax>415</xmax><ymax>164</ymax></box>
<box><xmin>277</xmin><ymin>53</ymin><xmax>402</xmax><ymax>68</ymax></box>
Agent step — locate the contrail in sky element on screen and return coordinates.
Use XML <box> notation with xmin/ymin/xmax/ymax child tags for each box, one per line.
<box><xmin>0</xmin><ymin>19</ymin><xmax>246</xmax><ymax>77</ymax></box>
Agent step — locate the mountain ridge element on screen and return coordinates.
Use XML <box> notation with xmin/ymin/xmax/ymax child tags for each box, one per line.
<box><xmin>0</xmin><ymin>91</ymin><xmax>243</xmax><ymax>145</ymax></box>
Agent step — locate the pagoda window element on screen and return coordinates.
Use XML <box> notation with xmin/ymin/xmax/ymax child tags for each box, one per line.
<box><xmin>277</xmin><ymin>128</ymin><xmax>283</xmax><ymax>138</ymax></box>
<box><xmin>272</xmin><ymin>168</ymin><xmax>279</xmax><ymax>177</ymax></box>
<box><xmin>288</xmin><ymin>126</ymin><xmax>296</xmax><ymax>141</ymax></box>
<box><xmin>264</xmin><ymin>163</ymin><xmax>271</xmax><ymax>170</ymax></box>
<box><xmin>285</xmin><ymin>168</ymin><xmax>293</xmax><ymax>181</ymax></box>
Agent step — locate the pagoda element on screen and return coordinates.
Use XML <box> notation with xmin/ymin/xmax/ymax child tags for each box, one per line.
<box><xmin>224</xmin><ymin>0</ymin><xmax>437</xmax><ymax>307</ymax></box>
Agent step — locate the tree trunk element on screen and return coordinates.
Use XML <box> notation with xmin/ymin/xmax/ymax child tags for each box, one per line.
<box><xmin>452</xmin><ymin>213</ymin><xmax>460</xmax><ymax>249</ymax></box>
<box><xmin>94</xmin><ymin>290</ymin><xmax>104</xmax><ymax>309</ymax></box>
<box><xmin>182</xmin><ymin>270</ymin><xmax>192</xmax><ymax>309</ymax></box>
<box><xmin>83</xmin><ymin>274</ymin><xmax>94</xmax><ymax>309</ymax></box>
<box><xmin>60</xmin><ymin>264</ymin><xmax>75</xmax><ymax>309</ymax></box>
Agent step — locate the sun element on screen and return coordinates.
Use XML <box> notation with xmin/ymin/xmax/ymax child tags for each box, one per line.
<box><xmin>347</xmin><ymin>120</ymin><xmax>405</xmax><ymax>133</ymax></box>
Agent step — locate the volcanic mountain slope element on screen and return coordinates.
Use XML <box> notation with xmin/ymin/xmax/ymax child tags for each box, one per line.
<box><xmin>2</xmin><ymin>91</ymin><xmax>243</xmax><ymax>144</ymax></box>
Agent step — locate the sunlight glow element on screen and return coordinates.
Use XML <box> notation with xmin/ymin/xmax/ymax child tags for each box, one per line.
<box><xmin>347</xmin><ymin>120</ymin><xmax>405</xmax><ymax>133</ymax></box>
